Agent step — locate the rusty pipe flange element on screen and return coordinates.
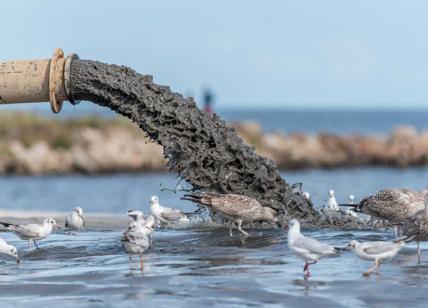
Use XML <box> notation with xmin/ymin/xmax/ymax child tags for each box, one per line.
<box><xmin>64</xmin><ymin>53</ymin><xmax>80</xmax><ymax>105</ymax></box>
<box><xmin>49</xmin><ymin>48</ymin><xmax>65</xmax><ymax>113</ymax></box>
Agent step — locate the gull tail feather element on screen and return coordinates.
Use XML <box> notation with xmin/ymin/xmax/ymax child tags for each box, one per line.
<box><xmin>0</xmin><ymin>221</ymin><xmax>17</xmax><ymax>230</ymax></box>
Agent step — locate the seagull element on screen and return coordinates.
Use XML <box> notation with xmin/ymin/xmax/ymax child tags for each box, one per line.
<box><xmin>183</xmin><ymin>192</ymin><xmax>280</xmax><ymax>237</ymax></box>
<box><xmin>150</xmin><ymin>195</ymin><xmax>189</xmax><ymax>225</ymax></box>
<box><xmin>339</xmin><ymin>188</ymin><xmax>425</xmax><ymax>238</ymax></box>
<box><xmin>127</xmin><ymin>209</ymin><xmax>146</xmax><ymax>225</ymax></box>
<box><xmin>0</xmin><ymin>218</ymin><xmax>60</xmax><ymax>249</ymax></box>
<box><xmin>326</xmin><ymin>190</ymin><xmax>340</xmax><ymax>211</ymax></box>
<box><xmin>302</xmin><ymin>191</ymin><xmax>311</xmax><ymax>201</ymax></box>
<box><xmin>121</xmin><ymin>221</ymin><xmax>151</xmax><ymax>270</ymax></box>
<box><xmin>0</xmin><ymin>237</ymin><xmax>20</xmax><ymax>264</ymax></box>
<box><xmin>347</xmin><ymin>238</ymin><xmax>407</xmax><ymax>276</ymax></box>
<box><xmin>402</xmin><ymin>195</ymin><xmax>428</xmax><ymax>264</ymax></box>
<box><xmin>345</xmin><ymin>194</ymin><xmax>358</xmax><ymax>217</ymax></box>
<box><xmin>287</xmin><ymin>219</ymin><xmax>339</xmax><ymax>279</ymax></box>
<box><xmin>65</xmin><ymin>207</ymin><xmax>85</xmax><ymax>231</ymax></box>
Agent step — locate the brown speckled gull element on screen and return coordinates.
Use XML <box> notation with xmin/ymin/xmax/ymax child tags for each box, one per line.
<box><xmin>183</xmin><ymin>192</ymin><xmax>279</xmax><ymax>237</ymax></box>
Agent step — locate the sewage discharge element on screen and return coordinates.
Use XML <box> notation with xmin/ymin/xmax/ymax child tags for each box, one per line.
<box><xmin>0</xmin><ymin>49</ymin><xmax>318</xmax><ymax>225</ymax></box>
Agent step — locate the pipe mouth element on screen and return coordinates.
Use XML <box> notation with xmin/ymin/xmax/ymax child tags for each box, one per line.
<box><xmin>64</xmin><ymin>53</ymin><xmax>80</xmax><ymax>106</ymax></box>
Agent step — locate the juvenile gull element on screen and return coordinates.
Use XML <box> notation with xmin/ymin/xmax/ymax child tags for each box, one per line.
<box><xmin>347</xmin><ymin>238</ymin><xmax>407</xmax><ymax>276</ymax></box>
<box><xmin>0</xmin><ymin>237</ymin><xmax>20</xmax><ymax>264</ymax></box>
<box><xmin>122</xmin><ymin>221</ymin><xmax>151</xmax><ymax>270</ymax></box>
<box><xmin>0</xmin><ymin>218</ymin><xmax>60</xmax><ymax>249</ymax></box>
<box><xmin>340</xmin><ymin>188</ymin><xmax>425</xmax><ymax>237</ymax></box>
<box><xmin>287</xmin><ymin>219</ymin><xmax>339</xmax><ymax>279</ymax></box>
<box><xmin>65</xmin><ymin>207</ymin><xmax>85</xmax><ymax>231</ymax></box>
<box><xmin>183</xmin><ymin>192</ymin><xmax>279</xmax><ymax>237</ymax></box>
<box><xmin>150</xmin><ymin>195</ymin><xmax>189</xmax><ymax>225</ymax></box>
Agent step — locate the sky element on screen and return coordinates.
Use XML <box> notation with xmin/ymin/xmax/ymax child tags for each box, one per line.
<box><xmin>1</xmin><ymin>0</ymin><xmax>428</xmax><ymax>110</ymax></box>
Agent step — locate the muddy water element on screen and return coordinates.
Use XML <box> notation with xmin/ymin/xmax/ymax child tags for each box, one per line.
<box><xmin>69</xmin><ymin>59</ymin><xmax>316</xmax><ymax>224</ymax></box>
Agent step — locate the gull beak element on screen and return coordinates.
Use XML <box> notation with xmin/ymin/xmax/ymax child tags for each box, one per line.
<box><xmin>55</xmin><ymin>223</ymin><xmax>61</xmax><ymax>229</ymax></box>
<box><xmin>283</xmin><ymin>225</ymin><xmax>289</xmax><ymax>230</ymax></box>
<box><xmin>16</xmin><ymin>258</ymin><xmax>20</xmax><ymax>265</ymax></box>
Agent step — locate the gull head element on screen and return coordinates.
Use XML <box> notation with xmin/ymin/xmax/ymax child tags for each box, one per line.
<box><xmin>260</xmin><ymin>207</ymin><xmax>280</xmax><ymax>227</ymax></box>
<box><xmin>288</xmin><ymin>219</ymin><xmax>300</xmax><ymax>233</ymax></box>
<box><xmin>7</xmin><ymin>245</ymin><xmax>19</xmax><ymax>263</ymax></box>
<box><xmin>328</xmin><ymin>190</ymin><xmax>335</xmax><ymax>197</ymax></box>
<box><xmin>150</xmin><ymin>195</ymin><xmax>159</xmax><ymax>205</ymax></box>
<box><xmin>302</xmin><ymin>191</ymin><xmax>311</xmax><ymax>200</ymax></box>
<box><xmin>127</xmin><ymin>209</ymin><xmax>144</xmax><ymax>220</ymax></box>
<box><xmin>347</xmin><ymin>240</ymin><xmax>360</xmax><ymax>251</ymax></box>
<box><xmin>74</xmin><ymin>207</ymin><xmax>83</xmax><ymax>215</ymax></box>
<box><xmin>44</xmin><ymin>218</ymin><xmax>61</xmax><ymax>229</ymax></box>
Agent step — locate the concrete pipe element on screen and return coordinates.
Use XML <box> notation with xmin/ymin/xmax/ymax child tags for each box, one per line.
<box><xmin>0</xmin><ymin>48</ymin><xmax>79</xmax><ymax>113</ymax></box>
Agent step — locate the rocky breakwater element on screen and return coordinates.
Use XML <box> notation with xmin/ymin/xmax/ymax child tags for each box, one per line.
<box><xmin>1</xmin><ymin>113</ymin><xmax>428</xmax><ymax>175</ymax></box>
<box><xmin>0</xmin><ymin>113</ymin><xmax>164</xmax><ymax>174</ymax></box>
<box><xmin>235</xmin><ymin>122</ymin><xmax>428</xmax><ymax>169</ymax></box>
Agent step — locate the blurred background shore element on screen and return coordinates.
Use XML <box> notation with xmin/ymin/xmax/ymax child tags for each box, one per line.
<box><xmin>1</xmin><ymin>108</ymin><xmax>428</xmax><ymax>174</ymax></box>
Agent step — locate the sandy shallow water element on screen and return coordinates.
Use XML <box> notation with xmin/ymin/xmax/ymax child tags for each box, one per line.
<box><xmin>0</xmin><ymin>226</ymin><xmax>427</xmax><ymax>308</ymax></box>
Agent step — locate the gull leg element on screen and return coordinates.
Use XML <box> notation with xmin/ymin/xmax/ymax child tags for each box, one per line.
<box><xmin>363</xmin><ymin>260</ymin><xmax>378</xmax><ymax>277</ymax></box>
<box><xmin>229</xmin><ymin>221</ymin><xmax>234</xmax><ymax>237</ymax></box>
<box><xmin>27</xmin><ymin>241</ymin><xmax>31</xmax><ymax>249</ymax></box>
<box><xmin>237</xmin><ymin>220</ymin><xmax>249</xmax><ymax>237</ymax></box>
<box><xmin>33</xmin><ymin>241</ymin><xmax>39</xmax><ymax>250</ymax></box>
<box><xmin>417</xmin><ymin>241</ymin><xmax>422</xmax><ymax>264</ymax></box>
<box><xmin>129</xmin><ymin>255</ymin><xmax>133</xmax><ymax>270</ymax></box>
<box><xmin>140</xmin><ymin>254</ymin><xmax>144</xmax><ymax>271</ymax></box>
<box><xmin>376</xmin><ymin>259</ymin><xmax>381</xmax><ymax>273</ymax></box>
<box><xmin>393</xmin><ymin>225</ymin><xmax>398</xmax><ymax>239</ymax></box>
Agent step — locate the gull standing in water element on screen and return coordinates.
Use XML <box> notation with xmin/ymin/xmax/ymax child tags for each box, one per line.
<box><xmin>183</xmin><ymin>192</ymin><xmax>279</xmax><ymax>237</ymax></box>
<box><xmin>347</xmin><ymin>238</ymin><xmax>408</xmax><ymax>276</ymax></box>
<box><xmin>150</xmin><ymin>195</ymin><xmax>189</xmax><ymax>225</ymax></box>
<box><xmin>122</xmin><ymin>221</ymin><xmax>151</xmax><ymax>270</ymax></box>
<box><xmin>287</xmin><ymin>219</ymin><xmax>339</xmax><ymax>279</ymax></box>
<box><xmin>127</xmin><ymin>209</ymin><xmax>157</xmax><ymax>246</ymax></box>
<box><xmin>65</xmin><ymin>207</ymin><xmax>85</xmax><ymax>231</ymax></box>
<box><xmin>0</xmin><ymin>218</ymin><xmax>60</xmax><ymax>249</ymax></box>
<box><xmin>0</xmin><ymin>237</ymin><xmax>20</xmax><ymax>264</ymax></box>
<box><xmin>339</xmin><ymin>188</ymin><xmax>425</xmax><ymax>238</ymax></box>
<box><xmin>402</xmin><ymin>195</ymin><xmax>428</xmax><ymax>264</ymax></box>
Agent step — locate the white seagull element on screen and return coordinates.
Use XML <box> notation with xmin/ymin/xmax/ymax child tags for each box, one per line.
<box><xmin>150</xmin><ymin>195</ymin><xmax>189</xmax><ymax>225</ymax></box>
<box><xmin>287</xmin><ymin>219</ymin><xmax>339</xmax><ymax>279</ymax></box>
<box><xmin>302</xmin><ymin>191</ymin><xmax>311</xmax><ymax>201</ymax></box>
<box><xmin>347</xmin><ymin>239</ymin><xmax>407</xmax><ymax>276</ymax></box>
<box><xmin>0</xmin><ymin>237</ymin><xmax>20</xmax><ymax>264</ymax></box>
<box><xmin>326</xmin><ymin>190</ymin><xmax>340</xmax><ymax>211</ymax></box>
<box><xmin>0</xmin><ymin>218</ymin><xmax>60</xmax><ymax>249</ymax></box>
<box><xmin>65</xmin><ymin>207</ymin><xmax>85</xmax><ymax>231</ymax></box>
<box><xmin>122</xmin><ymin>221</ymin><xmax>151</xmax><ymax>270</ymax></box>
